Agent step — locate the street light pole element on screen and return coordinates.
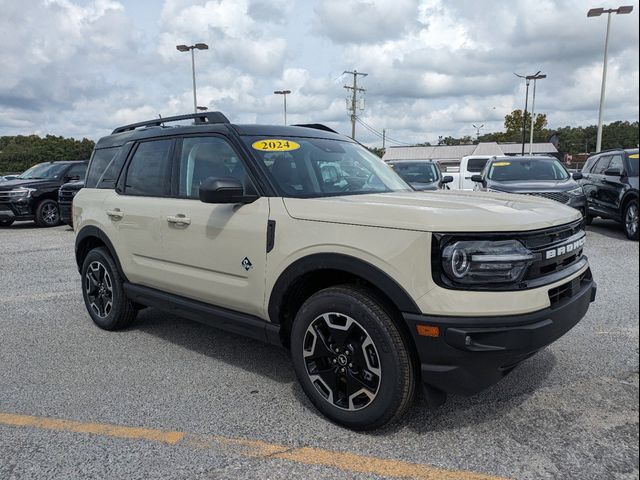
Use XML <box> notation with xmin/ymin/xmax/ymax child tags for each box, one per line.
<box><xmin>176</xmin><ymin>43</ymin><xmax>209</xmax><ymax>114</ymax></box>
<box><xmin>515</xmin><ymin>71</ymin><xmax>545</xmax><ymax>155</ymax></box>
<box><xmin>274</xmin><ymin>90</ymin><xmax>291</xmax><ymax>125</ymax></box>
<box><xmin>587</xmin><ymin>5</ymin><xmax>634</xmax><ymax>152</ymax></box>
<box><xmin>529</xmin><ymin>73</ymin><xmax>546</xmax><ymax>154</ymax></box>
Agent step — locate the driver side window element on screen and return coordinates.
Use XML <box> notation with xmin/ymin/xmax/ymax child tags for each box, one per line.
<box><xmin>178</xmin><ymin>137</ymin><xmax>254</xmax><ymax>199</ymax></box>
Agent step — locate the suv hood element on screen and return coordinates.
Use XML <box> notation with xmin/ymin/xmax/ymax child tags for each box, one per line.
<box><xmin>283</xmin><ymin>190</ymin><xmax>582</xmax><ymax>232</ymax></box>
<box><xmin>489</xmin><ymin>179</ymin><xmax>578</xmax><ymax>193</ymax></box>
<box><xmin>0</xmin><ymin>178</ymin><xmax>59</xmax><ymax>190</ymax></box>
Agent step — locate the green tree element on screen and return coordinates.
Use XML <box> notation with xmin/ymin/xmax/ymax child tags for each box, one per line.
<box><xmin>504</xmin><ymin>109</ymin><xmax>548</xmax><ymax>136</ymax></box>
<box><xmin>0</xmin><ymin>135</ymin><xmax>95</xmax><ymax>174</ymax></box>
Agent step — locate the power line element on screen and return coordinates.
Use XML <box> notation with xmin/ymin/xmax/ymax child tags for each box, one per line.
<box><xmin>354</xmin><ymin>117</ymin><xmax>414</xmax><ymax>146</ymax></box>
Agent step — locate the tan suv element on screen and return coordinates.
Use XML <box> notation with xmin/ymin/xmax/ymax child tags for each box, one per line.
<box><xmin>74</xmin><ymin>113</ymin><xmax>596</xmax><ymax>430</ymax></box>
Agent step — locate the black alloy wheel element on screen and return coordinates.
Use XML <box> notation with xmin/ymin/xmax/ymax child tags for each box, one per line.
<box><xmin>291</xmin><ymin>286</ymin><xmax>415</xmax><ymax>430</ymax></box>
<box><xmin>624</xmin><ymin>200</ymin><xmax>639</xmax><ymax>240</ymax></box>
<box><xmin>35</xmin><ymin>199</ymin><xmax>60</xmax><ymax>227</ymax></box>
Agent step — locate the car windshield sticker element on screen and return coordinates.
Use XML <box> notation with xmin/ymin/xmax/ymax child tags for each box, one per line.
<box><xmin>252</xmin><ymin>139</ymin><xmax>300</xmax><ymax>152</ymax></box>
<box><xmin>493</xmin><ymin>162</ymin><xmax>511</xmax><ymax>167</ymax></box>
<box><xmin>629</xmin><ymin>153</ymin><xmax>639</xmax><ymax>159</ymax></box>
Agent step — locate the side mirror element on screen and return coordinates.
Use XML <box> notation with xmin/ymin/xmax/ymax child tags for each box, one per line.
<box><xmin>471</xmin><ymin>174</ymin><xmax>485</xmax><ymax>184</ymax></box>
<box><xmin>603</xmin><ymin>168</ymin><xmax>623</xmax><ymax>177</ymax></box>
<box><xmin>199</xmin><ymin>177</ymin><xmax>257</xmax><ymax>204</ymax></box>
<box><xmin>441</xmin><ymin>176</ymin><xmax>453</xmax><ymax>184</ymax></box>
<box><xmin>572</xmin><ymin>172</ymin><xmax>583</xmax><ymax>181</ymax></box>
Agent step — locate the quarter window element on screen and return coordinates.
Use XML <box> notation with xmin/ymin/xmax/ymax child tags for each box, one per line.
<box><xmin>86</xmin><ymin>148</ymin><xmax>120</xmax><ymax>188</ymax></box>
<box><xmin>177</xmin><ymin>136</ymin><xmax>253</xmax><ymax>199</ymax></box>
<box><xmin>124</xmin><ymin>139</ymin><xmax>173</xmax><ymax>196</ymax></box>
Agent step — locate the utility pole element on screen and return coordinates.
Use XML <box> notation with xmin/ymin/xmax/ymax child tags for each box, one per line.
<box><xmin>343</xmin><ymin>70</ymin><xmax>367</xmax><ymax>140</ymax></box>
<box><xmin>382</xmin><ymin>129</ymin><xmax>386</xmax><ymax>149</ymax></box>
<box><xmin>274</xmin><ymin>90</ymin><xmax>291</xmax><ymax>125</ymax></box>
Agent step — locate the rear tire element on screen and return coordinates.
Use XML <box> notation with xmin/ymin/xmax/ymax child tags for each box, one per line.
<box><xmin>35</xmin><ymin>199</ymin><xmax>60</xmax><ymax>227</ymax></box>
<box><xmin>290</xmin><ymin>285</ymin><xmax>415</xmax><ymax>430</ymax></box>
<box><xmin>0</xmin><ymin>219</ymin><xmax>14</xmax><ymax>227</ymax></box>
<box><xmin>81</xmin><ymin>247</ymin><xmax>137</xmax><ymax>330</ymax></box>
<box><xmin>623</xmin><ymin>200</ymin><xmax>639</xmax><ymax>241</ymax></box>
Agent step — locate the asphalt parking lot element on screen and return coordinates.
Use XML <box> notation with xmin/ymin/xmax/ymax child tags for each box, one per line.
<box><xmin>0</xmin><ymin>219</ymin><xmax>638</xmax><ymax>480</ymax></box>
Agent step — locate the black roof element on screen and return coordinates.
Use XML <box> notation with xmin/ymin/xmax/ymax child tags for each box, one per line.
<box><xmin>95</xmin><ymin>112</ymin><xmax>349</xmax><ymax>150</ymax></box>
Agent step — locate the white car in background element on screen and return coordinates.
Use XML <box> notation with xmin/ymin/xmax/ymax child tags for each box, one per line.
<box><xmin>450</xmin><ymin>156</ymin><xmax>491</xmax><ymax>190</ymax></box>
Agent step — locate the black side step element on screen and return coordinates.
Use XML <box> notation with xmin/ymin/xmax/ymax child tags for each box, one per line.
<box><xmin>123</xmin><ymin>283</ymin><xmax>281</xmax><ymax>346</ymax></box>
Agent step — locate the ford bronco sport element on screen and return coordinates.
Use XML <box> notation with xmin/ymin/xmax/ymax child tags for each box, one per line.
<box><xmin>73</xmin><ymin>113</ymin><xmax>596</xmax><ymax>430</ymax></box>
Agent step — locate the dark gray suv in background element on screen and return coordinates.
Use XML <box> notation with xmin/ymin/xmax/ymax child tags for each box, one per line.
<box><xmin>472</xmin><ymin>156</ymin><xmax>587</xmax><ymax>216</ymax></box>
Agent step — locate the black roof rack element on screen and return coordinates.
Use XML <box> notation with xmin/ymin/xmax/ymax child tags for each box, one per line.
<box><xmin>292</xmin><ymin>123</ymin><xmax>339</xmax><ymax>134</ymax></box>
<box><xmin>111</xmin><ymin>112</ymin><xmax>230</xmax><ymax>134</ymax></box>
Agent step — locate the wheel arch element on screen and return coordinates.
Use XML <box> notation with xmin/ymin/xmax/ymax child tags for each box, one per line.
<box><xmin>75</xmin><ymin>225</ymin><xmax>128</xmax><ymax>281</ymax></box>
<box><xmin>621</xmin><ymin>190</ymin><xmax>638</xmax><ymax>212</ymax></box>
<box><xmin>268</xmin><ymin>253</ymin><xmax>421</xmax><ymax>348</ymax></box>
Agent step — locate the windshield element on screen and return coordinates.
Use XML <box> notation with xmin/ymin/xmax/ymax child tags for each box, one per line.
<box><xmin>245</xmin><ymin>136</ymin><xmax>411</xmax><ymax>197</ymax></box>
<box><xmin>628</xmin><ymin>153</ymin><xmax>639</xmax><ymax>176</ymax></box>
<box><xmin>487</xmin><ymin>158</ymin><xmax>569</xmax><ymax>182</ymax></box>
<box><xmin>391</xmin><ymin>162</ymin><xmax>440</xmax><ymax>184</ymax></box>
<box><xmin>18</xmin><ymin>163</ymin><xmax>68</xmax><ymax>180</ymax></box>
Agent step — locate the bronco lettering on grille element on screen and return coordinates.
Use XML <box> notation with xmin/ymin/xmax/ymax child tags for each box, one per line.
<box><xmin>545</xmin><ymin>236</ymin><xmax>586</xmax><ymax>260</ymax></box>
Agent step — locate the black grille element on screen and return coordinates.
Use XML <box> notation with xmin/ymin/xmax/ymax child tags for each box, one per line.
<box><xmin>549</xmin><ymin>270</ymin><xmax>592</xmax><ymax>306</ymax></box>
<box><xmin>523</xmin><ymin>191</ymin><xmax>572</xmax><ymax>204</ymax></box>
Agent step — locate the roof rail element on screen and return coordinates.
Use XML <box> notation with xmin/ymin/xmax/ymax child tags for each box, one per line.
<box><xmin>292</xmin><ymin>123</ymin><xmax>339</xmax><ymax>134</ymax></box>
<box><xmin>111</xmin><ymin>112</ymin><xmax>230</xmax><ymax>134</ymax></box>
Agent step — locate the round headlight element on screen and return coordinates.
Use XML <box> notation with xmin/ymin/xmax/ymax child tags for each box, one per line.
<box><xmin>451</xmin><ymin>248</ymin><xmax>470</xmax><ymax>278</ymax></box>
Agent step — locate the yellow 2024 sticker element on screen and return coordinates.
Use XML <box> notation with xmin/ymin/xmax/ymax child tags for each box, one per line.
<box><xmin>252</xmin><ymin>139</ymin><xmax>300</xmax><ymax>152</ymax></box>
<box><xmin>493</xmin><ymin>161</ymin><xmax>511</xmax><ymax>166</ymax></box>
<box><xmin>629</xmin><ymin>153</ymin><xmax>639</xmax><ymax>159</ymax></box>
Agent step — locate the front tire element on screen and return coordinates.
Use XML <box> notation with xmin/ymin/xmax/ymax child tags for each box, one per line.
<box><xmin>290</xmin><ymin>286</ymin><xmax>415</xmax><ymax>430</ymax></box>
<box><xmin>35</xmin><ymin>199</ymin><xmax>60</xmax><ymax>227</ymax></box>
<box><xmin>0</xmin><ymin>219</ymin><xmax>14</xmax><ymax>227</ymax></box>
<box><xmin>623</xmin><ymin>200</ymin><xmax>639</xmax><ymax>241</ymax></box>
<box><xmin>81</xmin><ymin>247</ymin><xmax>137</xmax><ymax>330</ymax></box>
<box><xmin>585</xmin><ymin>214</ymin><xmax>594</xmax><ymax>226</ymax></box>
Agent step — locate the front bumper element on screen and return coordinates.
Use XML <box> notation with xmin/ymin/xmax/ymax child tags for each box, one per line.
<box><xmin>59</xmin><ymin>201</ymin><xmax>73</xmax><ymax>224</ymax></box>
<box><xmin>0</xmin><ymin>201</ymin><xmax>34</xmax><ymax>221</ymax></box>
<box><xmin>404</xmin><ymin>270</ymin><xmax>596</xmax><ymax>397</ymax></box>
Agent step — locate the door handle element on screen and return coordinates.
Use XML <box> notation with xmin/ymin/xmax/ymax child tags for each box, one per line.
<box><xmin>166</xmin><ymin>214</ymin><xmax>191</xmax><ymax>226</ymax></box>
<box><xmin>106</xmin><ymin>209</ymin><xmax>124</xmax><ymax>220</ymax></box>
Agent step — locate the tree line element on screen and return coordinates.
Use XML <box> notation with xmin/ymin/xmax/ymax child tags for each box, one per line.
<box><xmin>0</xmin><ymin>135</ymin><xmax>95</xmax><ymax>174</ymax></box>
<box><xmin>369</xmin><ymin>112</ymin><xmax>638</xmax><ymax>158</ymax></box>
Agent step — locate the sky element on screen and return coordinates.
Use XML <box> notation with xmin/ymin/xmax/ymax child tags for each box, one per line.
<box><xmin>0</xmin><ymin>0</ymin><xmax>638</xmax><ymax>147</ymax></box>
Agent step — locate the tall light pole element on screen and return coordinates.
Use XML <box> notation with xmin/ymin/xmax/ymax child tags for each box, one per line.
<box><xmin>515</xmin><ymin>71</ymin><xmax>545</xmax><ymax>155</ymax></box>
<box><xmin>588</xmin><ymin>6</ymin><xmax>633</xmax><ymax>152</ymax></box>
<box><xmin>176</xmin><ymin>43</ymin><xmax>209</xmax><ymax>114</ymax></box>
<box><xmin>473</xmin><ymin>124</ymin><xmax>484</xmax><ymax>140</ymax></box>
<box><xmin>528</xmin><ymin>73</ymin><xmax>546</xmax><ymax>154</ymax></box>
<box><xmin>273</xmin><ymin>90</ymin><xmax>291</xmax><ymax>125</ymax></box>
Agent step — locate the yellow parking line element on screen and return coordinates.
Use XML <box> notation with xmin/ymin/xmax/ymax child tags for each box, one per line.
<box><xmin>0</xmin><ymin>412</ymin><xmax>508</xmax><ymax>480</ymax></box>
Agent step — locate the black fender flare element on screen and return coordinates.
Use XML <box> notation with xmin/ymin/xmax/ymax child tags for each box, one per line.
<box><xmin>621</xmin><ymin>190</ymin><xmax>639</xmax><ymax>212</ymax></box>
<box><xmin>267</xmin><ymin>253</ymin><xmax>421</xmax><ymax>324</ymax></box>
<box><xmin>75</xmin><ymin>225</ymin><xmax>128</xmax><ymax>281</ymax></box>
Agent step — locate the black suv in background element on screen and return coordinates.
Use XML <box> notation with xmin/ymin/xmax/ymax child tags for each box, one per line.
<box><xmin>580</xmin><ymin>149</ymin><xmax>639</xmax><ymax>240</ymax></box>
<box><xmin>0</xmin><ymin>161</ymin><xmax>87</xmax><ymax>227</ymax></box>
<box><xmin>58</xmin><ymin>180</ymin><xmax>85</xmax><ymax>226</ymax></box>
<box><xmin>387</xmin><ymin>160</ymin><xmax>453</xmax><ymax>190</ymax></box>
<box><xmin>472</xmin><ymin>156</ymin><xmax>587</xmax><ymax>215</ymax></box>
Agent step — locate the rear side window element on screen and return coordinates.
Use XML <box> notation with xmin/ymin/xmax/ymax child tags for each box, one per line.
<box><xmin>466</xmin><ymin>158</ymin><xmax>489</xmax><ymax>173</ymax></box>
<box><xmin>85</xmin><ymin>148</ymin><xmax>120</xmax><ymax>188</ymax></box>
<box><xmin>582</xmin><ymin>156</ymin><xmax>598</xmax><ymax>173</ymax></box>
<box><xmin>592</xmin><ymin>156</ymin><xmax>611</xmax><ymax>174</ymax></box>
<box><xmin>124</xmin><ymin>139</ymin><xmax>174</xmax><ymax>196</ymax></box>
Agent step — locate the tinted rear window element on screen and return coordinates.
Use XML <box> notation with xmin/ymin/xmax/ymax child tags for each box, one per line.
<box><xmin>86</xmin><ymin>147</ymin><xmax>121</xmax><ymax>188</ymax></box>
<box><xmin>466</xmin><ymin>158</ymin><xmax>489</xmax><ymax>173</ymax></box>
<box><xmin>124</xmin><ymin>140</ymin><xmax>173</xmax><ymax>196</ymax></box>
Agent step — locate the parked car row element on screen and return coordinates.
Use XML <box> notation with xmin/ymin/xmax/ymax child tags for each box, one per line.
<box><xmin>387</xmin><ymin>149</ymin><xmax>638</xmax><ymax>241</ymax></box>
<box><xmin>0</xmin><ymin>160</ymin><xmax>87</xmax><ymax>227</ymax></box>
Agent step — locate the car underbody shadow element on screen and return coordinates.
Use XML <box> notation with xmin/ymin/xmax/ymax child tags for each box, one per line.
<box><xmin>131</xmin><ymin>307</ymin><xmax>296</xmax><ymax>385</ymax></box>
